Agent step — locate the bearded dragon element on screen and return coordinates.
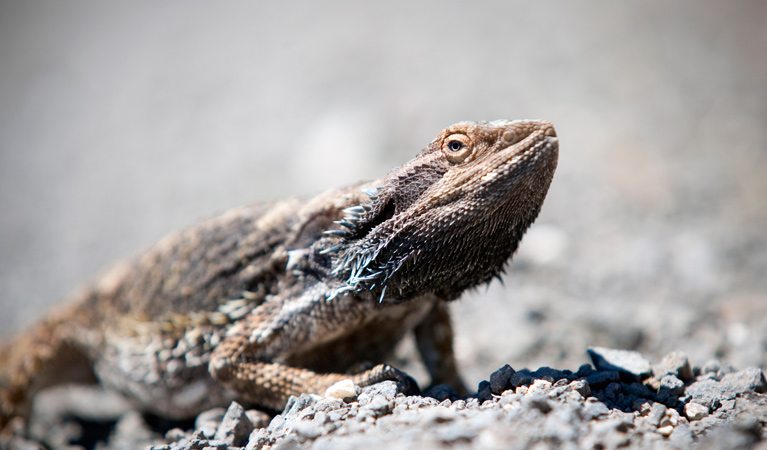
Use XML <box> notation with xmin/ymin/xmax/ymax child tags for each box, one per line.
<box><xmin>0</xmin><ymin>119</ymin><xmax>558</xmax><ymax>430</ymax></box>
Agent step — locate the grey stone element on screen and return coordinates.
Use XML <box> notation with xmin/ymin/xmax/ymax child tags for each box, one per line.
<box><xmin>668</xmin><ymin>423</ymin><xmax>694</xmax><ymax>448</ymax></box>
<box><xmin>701</xmin><ymin>360</ymin><xmax>737</xmax><ymax>381</ymax></box>
<box><xmin>568</xmin><ymin>379</ymin><xmax>591</xmax><ymax>397</ymax></box>
<box><xmin>359</xmin><ymin>380</ymin><xmax>399</xmax><ymax>400</ymax></box>
<box><xmin>659</xmin><ymin>374</ymin><xmax>685</xmax><ymax>395</ymax></box>
<box><xmin>720</xmin><ymin>367</ymin><xmax>767</xmax><ymax>394</ymax></box>
<box><xmin>245</xmin><ymin>428</ymin><xmax>272</xmax><ymax>450</ymax></box>
<box><xmin>645</xmin><ymin>402</ymin><xmax>667</xmax><ymax>427</ymax></box>
<box><xmin>685</xmin><ymin>378</ymin><xmax>728</xmax><ymax>410</ymax></box>
<box><xmin>693</xmin><ymin>422</ymin><xmax>761</xmax><ymax>450</ymax></box>
<box><xmin>214</xmin><ymin>401</ymin><xmax>255</xmax><ymax>447</ymax></box>
<box><xmin>587</xmin><ymin>347</ymin><xmax>652</xmax><ymax>381</ymax></box>
<box><xmin>367</xmin><ymin>396</ymin><xmax>394</xmax><ymax>416</ymax></box>
<box><xmin>314</xmin><ymin>397</ymin><xmax>344</xmax><ymax>413</ymax></box>
<box><xmin>165</xmin><ymin>428</ymin><xmax>188</xmax><ymax>442</ymax></box>
<box><xmin>684</xmin><ymin>401</ymin><xmax>709</xmax><ymax>420</ymax></box>
<box><xmin>582</xmin><ymin>399</ymin><xmax>610</xmax><ymax>419</ymax></box>
<box><xmin>656</xmin><ymin>351</ymin><xmax>694</xmax><ymax>381</ymax></box>
<box><xmin>292</xmin><ymin>419</ymin><xmax>324</xmax><ymax>440</ymax></box>
<box><xmin>523</xmin><ymin>395</ymin><xmax>553</xmax><ymax>414</ymax></box>
<box><xmin>245</xmin><ymin>409</ymin><xmax>271</xmax><ymax>429</ymax></box>
<box><xmin>195</xmin><ymin>408</ymin><xmax>226</xmax><ymax>439</ymax></box>
<box><xmin>108</xmin><ymin>410</ymin><xmax>157</xmax><ymax>449</ymax></box>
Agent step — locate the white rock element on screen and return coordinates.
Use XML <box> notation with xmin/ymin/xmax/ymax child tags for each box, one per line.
<box><xmin>684</xmin><ymin>402</ymin><xmax>709</xmax><ymax>421</ymax></box>
<box><xmin>324</xmin><ymin>379</ymin><xmax>358</xmax><ymax>401</ymax></box>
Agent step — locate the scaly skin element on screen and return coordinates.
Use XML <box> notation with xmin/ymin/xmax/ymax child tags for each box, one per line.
<box><xmin>0</xmin><ymin>120</ymin><xmax>558</xmax><ymax>432</ymax></box>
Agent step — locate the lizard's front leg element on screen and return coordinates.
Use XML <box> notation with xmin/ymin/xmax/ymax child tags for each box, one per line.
<box><xmin>209</xmin><ymin>358</ymin><xmax>416</xmax><ymax>411</ymax></box>
<box><xmin>208</xmin><ymin>294</ymin><xmax>418</xmax><ymax>411</ymax></box>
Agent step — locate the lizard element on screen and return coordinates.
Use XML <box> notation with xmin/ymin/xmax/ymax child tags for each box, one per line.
<box><xmin>0</xmin><ymin>119</ymin><xmax>558</xmax><ymax>433</ymax></box>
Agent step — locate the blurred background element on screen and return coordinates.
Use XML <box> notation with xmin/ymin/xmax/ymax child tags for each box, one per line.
<box><xmin>1</xmin><ymin>1</ymin><xmax>765</xmax><ymax>389</ymax></box>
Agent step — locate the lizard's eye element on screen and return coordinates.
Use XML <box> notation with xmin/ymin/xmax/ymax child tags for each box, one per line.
<box><xmin>442</xmin><ymin>133</ymin><xmax>473</xmax><ymax>163</ymax></box>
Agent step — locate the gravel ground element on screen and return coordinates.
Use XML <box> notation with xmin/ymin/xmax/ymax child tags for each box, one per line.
<box><xmin>14</xmin><ymin>349</ymin><xmax>767</xmax><ymax>449</ymax></box>
<box><xmin>1</xmin><ymin>1</ymin><xmax>766</xmax><ymax>449</ymax></box>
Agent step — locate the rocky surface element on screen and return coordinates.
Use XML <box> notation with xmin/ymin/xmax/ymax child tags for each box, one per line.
<box><xmin>11</xmin><ymin>349</ymin><xmax>766</xmax><ymax>450</ymax></box>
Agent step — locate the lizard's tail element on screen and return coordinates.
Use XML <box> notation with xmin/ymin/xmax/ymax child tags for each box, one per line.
<box><xmin>0</xmin><ymin>293</ymin><xmax>97</xmax><ymax>434</ymax></box>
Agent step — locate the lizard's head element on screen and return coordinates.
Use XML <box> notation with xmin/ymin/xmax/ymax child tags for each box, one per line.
<box><xmin>327</xmin><ymin>120</ymin><xmax>558</xmax><ymax>301</ymax></box>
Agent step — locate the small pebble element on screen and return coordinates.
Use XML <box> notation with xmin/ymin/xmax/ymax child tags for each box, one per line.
<box><xmin>657</xmin><ymin>425</ymin><xmax>674</xmax><ymax>436</ymax></box>
<box><xmin>684</xmin><ymin>402</ymin><xmax>709</xmax><ymax>421</ymax></box>
<box><xmin>325</xmin><ymin>379</ymin><xmax>358</xmax><ymax>401</ymax></box>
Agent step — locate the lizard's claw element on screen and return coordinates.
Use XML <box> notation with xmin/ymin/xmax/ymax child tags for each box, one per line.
<box><xmin>353</xmin><ymin>364</ymin><xmax>420</xmax><ymax>396</ymax></box>
<box><xmin>398</xmin><ymin>373</ymin><xmax>421</xmax><ymax>396</ymax></box>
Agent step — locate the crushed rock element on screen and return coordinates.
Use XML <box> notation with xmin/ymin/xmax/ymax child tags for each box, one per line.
<box><xmin>6</xmin><ymin>349</ymin><xmax>766</xmax><ymax>449</ymax></box>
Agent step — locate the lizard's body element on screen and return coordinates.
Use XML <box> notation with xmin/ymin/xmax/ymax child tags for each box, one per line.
<box><xmin>0</xmin><ymin>120</ymin><xmax>558</xmax><ymax>429</ymax></box>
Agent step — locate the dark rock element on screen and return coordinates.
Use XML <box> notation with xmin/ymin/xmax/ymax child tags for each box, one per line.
<box><xmin>587</xmin><ymin>347</ymin><xmax>652</xmax><ymax>381</ymax></box>
<box><xmin>575</xmin><ymin>364</ymin><xmax>595</xmax><ymax>378</ymax></box>
<box><xmin>623</xmin><ymin>382</ymin><xmax>653</xmax><ymax>399</ymax></box>
<box><xmin>585</xmin><ymin>370</ymin><xmax>620</xmax><ymax>389</ymax></box>
<box><xmin>529</xmin><ymin>367</ymin><xmax>571</xmax><ymax>382</ymax></box>
<box><xmin>509</xmin><ymin>371</ymin><xmax>533</xmax><ymax>388</ymax></box>
<box><xmin>489</xmin><ymin>364</ymin><xmax>515</xmax><ymax>394</ymax></box>
<box><xmin>603</xmin><ymin>382</ymin><xmax>622</xmax><ymax>402</ymax></box>
<box><xmin>477</xmin><ymin>380</ymin><xmax>493</xmax><ymax>403</ymax></box>
<box><xmin>655</xmin><ymin>351</ymin><xmax>694</xmax><ymax>381</ymax></box>
<box><xmin>422</xmin><ymin>384</ymin><xmax>459</xmax><ymax>402</ymax></box>
<box><xmin>214</xmin><ymin>401</ymin><xmax>255</xmax><ymax>447</ymax></box>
